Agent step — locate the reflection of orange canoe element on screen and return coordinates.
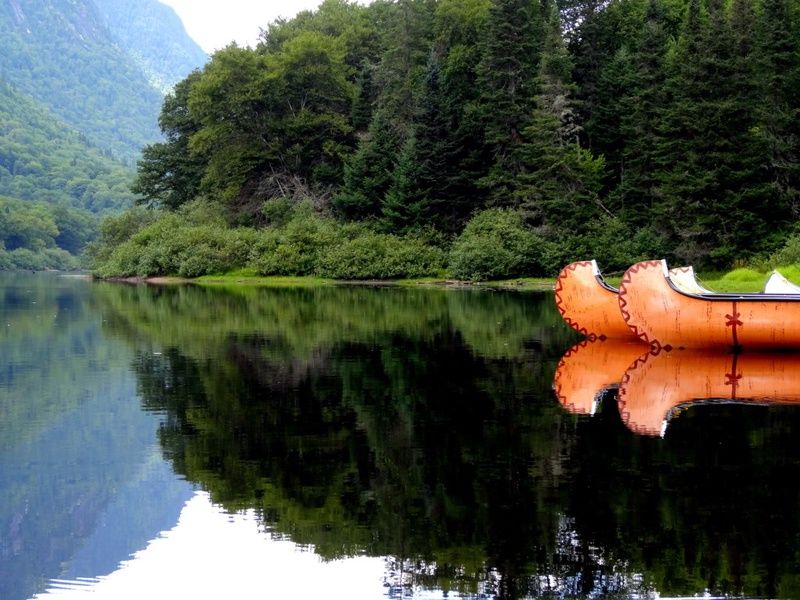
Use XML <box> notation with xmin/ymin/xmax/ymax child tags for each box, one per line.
<box><xmin>553</xmin><ymin>338</ymin><xmax>649</xmax><ymax>415</ymax></box>
<box><xmin>620</xmin><ymin>260</ymin><xmax>800</xmax><ymax>350</ymax></box>
<box><xmin>618</xmin><ymin>348</ymin><xmax>800</xmax><ymax>436</ymax></box>
<box><xmin>555</xmin><ymin>260</ymin><xmax>637</xmax><ymax>339</ymax></box>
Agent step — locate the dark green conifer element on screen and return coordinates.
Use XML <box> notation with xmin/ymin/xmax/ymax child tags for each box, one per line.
<box><xmin>516</xmin><ymin>2</ymin><xmax>606</xmax><ymax>232</ymax></box>
<box><xmin>474</xmin><ymin>0</ymin><xmax>542</xmax><ymax>204</ymax></box>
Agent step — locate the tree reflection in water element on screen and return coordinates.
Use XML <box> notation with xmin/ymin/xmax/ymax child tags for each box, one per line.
<box><xmin>96</xmin><ymin>282</ymin><xmax>800</xmax><ymax>599</ymax></box>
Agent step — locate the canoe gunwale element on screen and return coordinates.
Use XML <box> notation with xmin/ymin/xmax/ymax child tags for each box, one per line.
<box><xmin>657</xmin><ymin>259</ymin><xmax>800</xmax><ymax>302</ymax></box>
<box><xmin>620</xmin><ymin>259</ymin><xmax>800</xmax><ymax>349</ymax></box>
<box><xmin>590</xmin><ymin>259</ymin><xmax>619</xmax><ymax>293</ymax></box>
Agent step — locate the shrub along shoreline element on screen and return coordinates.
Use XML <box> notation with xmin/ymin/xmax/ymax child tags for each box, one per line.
<box><xmin>89</xmin><ymin>201</ymin><xmax>559</xmax><ymax>283</ymax></box>
<box><xmin>89</xmin><ymin>201</ymin><xmax>800</xmax><ymax>292</ymax></box>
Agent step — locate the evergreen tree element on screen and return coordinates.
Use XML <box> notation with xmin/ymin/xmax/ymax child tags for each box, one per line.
<box><xmin>334</xmin><ymin>108</ymin><xmax>403</xmax><ymax>221</ymax></box>
<box><xmin>381</xmin><ymin>51</ymin><xmax>475</xmax><ymax>233</ymax></box>
<box><xmin>381</xmin><ymin>135</ymin><xmax>428</xmax><ymax>231</ymax></box>
<box><xmin>351</xmin><ymin>64</ymin><xmax>375</xmax><ymax>131</ymax></box>
<box><xmin>372</xmin><ymin>0</ymin><xmax>437</xmax><ymax>132</ymax></box>
<box><xmin>474</xmin><ymin>0</ymin><xmax>543</xmax><ymax>204</ymax></box>
<box><xmin>654</xmin><ymin>0</ymin><xmax>784</xmax><ymax>267</ymax></box>
<box><xmin>613</xmin><ymin>0</ymin><xmax>670</xmax><ymax>227</ymax></box>
<box><xmin>517</xmin><ymin>3</ymin><xmax>606</xmax><ymax>232</ymax></box>
<box><xmin>756</xmin><ymin>0</ymin><xmax>800</xmax><ymax>217</ymax></box>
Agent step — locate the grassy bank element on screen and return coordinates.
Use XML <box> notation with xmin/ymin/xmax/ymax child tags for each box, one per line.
<box><xmin>125</xmin><ymin>266</ymin><xmax>800</xmax><ymax>294</ymax></box>
<box><xmin>192</xmin><ymin>272</ymin><xmax>555</xmax><ymax>291</ymax></box>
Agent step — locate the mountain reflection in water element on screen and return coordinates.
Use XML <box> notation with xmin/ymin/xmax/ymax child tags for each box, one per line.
<box><xmin>4</xmin><ymin>275</ymin><xmax>800</xmax><ymax>599</ymax></box>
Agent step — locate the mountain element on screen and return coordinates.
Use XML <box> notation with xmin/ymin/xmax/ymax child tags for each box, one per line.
<box><xmin>93</xmin><ymin>0</ymin><xmax>207</xmax><ymax>94</ymax></box>
<box><xmin>0</xmin><ymin>0</ymin><xmax>208</xmax><ymax>267</ymax></box>
<box><xmin>0</xmin><ymin>78</ymin><xmax>137</xmax><ymax>212</ymax></box>
<box><xmin>0</xmin><ymin>0</ymin><xmax>208</xmax><ymax>166</ymax></box>
<box><xmin>0</xmin><ymin>0</ymin><xmax>209</xmax><ymax>212</ymax></box>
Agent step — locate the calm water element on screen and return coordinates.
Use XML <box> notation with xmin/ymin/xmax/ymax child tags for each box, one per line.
<box><xmin>3</xmin><ymin>273</ymin><xmax>800</xmax><ymax>599</ymax></box>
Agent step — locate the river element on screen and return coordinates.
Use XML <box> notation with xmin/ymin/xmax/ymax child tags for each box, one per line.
<box><xmin>2</xmin><ymin>272</ymin><xmax>799</xmax><ymax>599</ymax></box>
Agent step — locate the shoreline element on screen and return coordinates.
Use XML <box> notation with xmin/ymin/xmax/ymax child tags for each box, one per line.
<box><xmin>95</xmin><ymin>273</ymin><xmax>556</xmax><ymax>292</ymax></box>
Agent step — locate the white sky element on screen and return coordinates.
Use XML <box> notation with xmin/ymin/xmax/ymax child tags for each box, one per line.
<box><xmin>159</xmin><ymin>0</ymin><xmax>326</xmax><ymax>53</ymax></box>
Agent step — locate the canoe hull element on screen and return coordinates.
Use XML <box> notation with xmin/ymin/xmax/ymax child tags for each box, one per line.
<box><xmin>555</xmin><ymin>260</ymin><xmax>637</xmax><ymax>339</ymax></box>
<box><xmin>619</xmin><ymin>260</ymin><xmax>800</xmax><ymax>349</ymax></box>
<box><xmin>553</xmin><ymin>338</ymin><xmax>649</xmax><ymax>415</ymax></box>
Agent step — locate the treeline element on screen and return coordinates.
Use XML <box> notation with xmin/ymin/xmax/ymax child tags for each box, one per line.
<box><xmin>0</xmin><ymin>197</ymin><xmax>97</xmax><ymax>270</ymax></box>
<box><xmin>100</xmin><ymin>0</ymin><xmax>800</xmax><ymax>279</ymax></box>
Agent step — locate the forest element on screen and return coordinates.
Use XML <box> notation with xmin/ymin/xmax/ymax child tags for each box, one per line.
<box><xmin>0</xmin><ymin>197</ymin><xmax>97</xmax><ymax>270</ymax></box>
<box><xmin>94</xmin><ymin>0</ymin><xmax>800</xmax><ymax>280</ymax></box>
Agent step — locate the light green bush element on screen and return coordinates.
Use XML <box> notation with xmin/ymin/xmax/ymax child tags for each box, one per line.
<box><xmin>317</xmin><ymin>232</ymin><xmax>446</xmax><ymax>279</ymax></box>
<box><xmin>448</xmin><ymin>208</ymin><xmax>550</xmax><ymax>281</ymax></box>
<box><xmin>769</xmin><ymin>234</ymin><xmax>800</xmax><ymax>268</ymax></box>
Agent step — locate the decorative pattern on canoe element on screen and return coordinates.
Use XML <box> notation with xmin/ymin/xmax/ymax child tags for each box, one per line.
<box><xmin>618</xmin><ymin>260</ymin><xmax>662</xmax><ymax>347</ymax></box>
<box><xmin>555</xmin><ymin>260</ymin><xmax>637</xmax><ymax>340</ymax></box>
<box><xmin>554</xmin><ymin>261</ymin><xmax>593</xmax><ymax>337</ymax></box>
<box><xmin>618</xmin><ymin>259</ymin><xmax>800</xmax><ymax>349</ymax></box>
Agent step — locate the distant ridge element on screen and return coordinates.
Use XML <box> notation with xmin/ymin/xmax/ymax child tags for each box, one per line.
<box><xmin>0</xmin><ymin>0</ymin><xmax>162</xmax><ymax>162</ymax></box>
<box><xmin>93</xmin><ymin>0</ymin><xmax>207</xmax><ymax>93</ymax></box>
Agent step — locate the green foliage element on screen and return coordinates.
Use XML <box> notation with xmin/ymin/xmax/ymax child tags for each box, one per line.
<box><xmin>125</xmin><ymin>0</ymin><xmax>800</xmax><ymax>273</ymax></box>
<box><xmin>0</xmin><ymin>81</ymin><xmax>138</xmax><ymax>212</ymax></box>
<box><xmin>448</xmin><ymin>208</ymin><xmax>551</xmax><ymax>280</ymax></box>
<box><xmin>93</xmin><ymin>200</ymin><xmax>449</xmax><ymax>280</ymax></box>
<box><xmin>177</xmin><ymin>32</ymin><xmax>355</xmax><ymax>219</ymax></box>
<box><xmin>0</xmin><ymin>195</ymin><xmax>96</xmax><ymax>270</ymax></box>
<box><xmin>94</xmin><ymin>200</ymin><xmax>238</xmax><ymax>277</ymax></box>
<box><xmin>768</xmin><ymin>234</ymin><xmax>800</xmax><ymax>268</ymax></box>
<box><xmin>132</xmin><ymin>73</ymin><xmax>205</xmax><ymax>210</ymax></box>
<box><xmin>251</xmin><ymin>208</ymin><xmax>339</xmax><ymax>276</ymax></box>
<box><xmin>546</xmin><ymin>215</ymin><xmax>664</xmax><ymax>274</ymax></box>
<box><xmin>473</xmin><ymin>0</ymin><xmax>543</xmax><ymax>202</ymax></box>
<box><xmin>317</xmin><ymin>231</ymin><xmax>447</xmax><ymax>279</ymax></box>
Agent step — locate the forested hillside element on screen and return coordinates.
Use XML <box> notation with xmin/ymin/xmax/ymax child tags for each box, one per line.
<box><xmin>94</xmin><ymin>0</ymin><xmax>207</xmax><ymax>93</ymax></box>
<box><xmin>0</xmin><ymin>0</ymin><xmax>161</xmax><ymax>163</ymax></box>
<box><xmin>98</xmin><ymin>0</ymin><xmax>800</xmax><ymax>279</ymax></box>
<box><xmin>0</xmin><ymin>0</ymin><xmax>209</xmax><ymax>270</ymax></box>
<box><xmin>0</xmin><ymin>80</ymin><xmax>137</xmax><ymax>212</ymax></box>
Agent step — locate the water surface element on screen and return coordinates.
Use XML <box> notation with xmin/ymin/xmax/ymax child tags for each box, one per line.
<box><xmin>2</xmin><ymin>273</ymin><xmax>800</xmax><ymax>599</ymax></box>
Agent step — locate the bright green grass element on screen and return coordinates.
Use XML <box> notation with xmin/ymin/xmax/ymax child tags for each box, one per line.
<box><xmin>194</xmin><ymin>272</ymin><xmax>335</xmax><ymax>287</ymax></box>
<box><xmin>701</xmin><ymin>267</ymin><xmax>767</xmax><ymax>293</ymax></box>
<box><xmin>699</xmin><ymin>266</ymin><xmax>800</xmax><ymax>293</ymax></box>
<box><xmin>182</xmin><ymin>265</ymin><xmax>800</xmax><ymax>293</ymax></box>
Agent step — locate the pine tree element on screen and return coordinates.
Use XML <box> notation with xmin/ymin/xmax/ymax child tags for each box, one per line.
<box><xmin>333</xmin><ymin>108</ymin><xmax>403</xmax><ymax>221</ymax></box>
<box><xmin>473</xmin><ymin>0</ymin><xmax>543</xmax><ymax>204</ymax></box>
<box><xmin>381</xmin><ymin>135</ymin><xmax>428</xmax><ymax>231</ymax></box>
<box><xmin>351</xmin><ymin>64</ymin><xmax>375</xmax><ymax>131</ymax></box>
<box><xmin>381</xmin><ymin>52</ymin><xmax>452</xmax><ymax>232</ymax></box>
<box><xmin>613</xmin><ymin>0</ymin><xmax>670</xmax><ymax>227</ymax></box>
<box><xmin>756</xmin><ymin>0</ymin><xmax>800</xmax><ymax>217</ymax></box>
<box><xmin>516</xmin><ymin>2</ymin><xmax>606</xmax><ymax>232</ymax></box>
<box><xmin>654</xmin><ymin>0</ymin><xmax>784</xmax><ymax>267</ymax></box>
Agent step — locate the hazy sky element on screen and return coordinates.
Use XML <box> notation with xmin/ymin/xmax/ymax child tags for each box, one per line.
<box><xmin>159</xmin><ymin>0</ymin><xmax>325</xmax><ymax>52</ymax></box>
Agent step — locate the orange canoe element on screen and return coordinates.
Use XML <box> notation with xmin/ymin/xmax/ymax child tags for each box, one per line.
<box><xmin>619</xmin><ymin>259</ymin><xmax>800</xmax><ymax>349</ymax></box>
<box><xmin>617</xmin><ymin>348</ymin><xmax>800</xmax><ymax>436</ymax></box>
<box><xmin>555</xmin><ymin>260</ymin><xmax>637</xmax><ymax>339</ymax></box>
<box><xmin>553</xmin><ymin>338</ymin><xmax>649</xmax><ymax>415</ymax></box>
